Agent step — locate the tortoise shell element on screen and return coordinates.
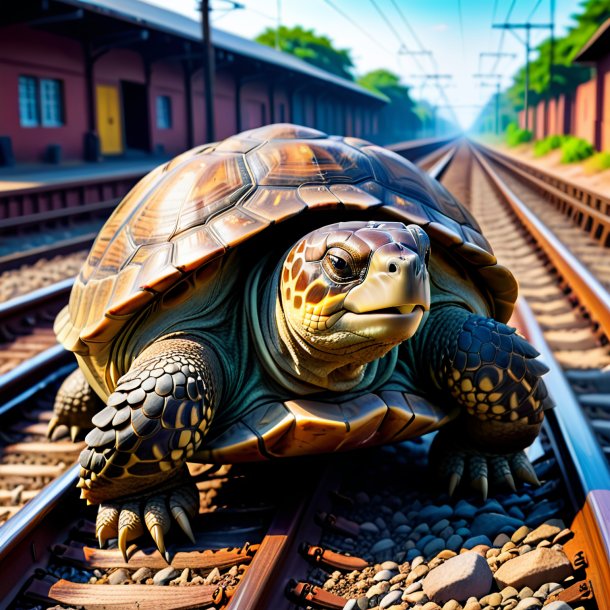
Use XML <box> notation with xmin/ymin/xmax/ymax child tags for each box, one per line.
<box><xmin>55</xmin><ymin>124</ymin><xmax>517</xmax><ymax>357</ymax></box>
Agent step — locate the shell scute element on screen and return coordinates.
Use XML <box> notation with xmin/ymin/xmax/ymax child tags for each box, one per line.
<box><xmin>172</xmin><ymin>226</ymin><xmax>225</xmax><ymax>273</ymax></box>
<box><xmin>329</xmin><ymin>183</ymin><xmax>383</xmax><ymax>210</ymax></box>
<box><xmin>248</xmin><ymin>139</ymin><xmax>373</xmax><ymax>186</ymax></box>
<box><xmin>242</xmin><ymin>186</ymin><xmax>306</xmax><ymax>222</ymax></box>
<box><xmin>175</xmin><ymin>153</ymin><xmax>252</xmax><ymax>235</ymax></box>
<box><xmin>208</xmin><ymin>207</ymin><xmax>270</xmax><ymax>248</ymax></box>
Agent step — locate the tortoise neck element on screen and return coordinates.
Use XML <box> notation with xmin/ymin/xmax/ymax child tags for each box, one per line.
<box><xmin>259</xmin><ymin>261</ymin><xmax>370</xmax><ymax>393</ymax></box>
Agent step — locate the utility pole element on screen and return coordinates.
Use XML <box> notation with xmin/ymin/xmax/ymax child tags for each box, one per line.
<box><xmin>493</xmin><ymin>22</ymin><xmax>552</xmax><ymax>131</ymax></box>
<box><xmin>474</xmin><ymin>74</ymin><xmax>503</xmax><ymax>134</ymax></box>
<box><xmin>201</xmin><ymin>0</ymin><xmax>215</xmax><ymax>142</ymax></box>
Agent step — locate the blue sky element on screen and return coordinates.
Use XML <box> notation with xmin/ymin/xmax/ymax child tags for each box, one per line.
<box><xmin>145</xmin><ymin>0</ymin><xmax>585</xmax><ymax>129</ymax></box>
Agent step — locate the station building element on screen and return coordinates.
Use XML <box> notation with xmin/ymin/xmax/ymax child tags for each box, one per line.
<box><xmin>0</xmin><ymin>0</ymin><xmax>390</xmax><ymax>164</ymax></box>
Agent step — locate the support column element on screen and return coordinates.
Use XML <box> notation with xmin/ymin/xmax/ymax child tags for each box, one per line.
<box><xmin>183</xmin><ymin>60</ymin><xmax>194</xmax><ymax>149</ymax></box>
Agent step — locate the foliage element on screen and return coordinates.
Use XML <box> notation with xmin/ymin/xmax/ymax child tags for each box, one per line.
<box><xmin>560</xmin><ymin>136</ymin><xmax>595</xmax><ymax>162</ymax></box>
<box><xmin>533</xmin><ymin>134</ymin><xmax>568</xmax><ymax>157</ymax></box>
<box><xmin>256</xmin><ymin>26</ymin><xmax>354</xmax><ymax>80</ymax></box>
<box><xmin>583</xmin><ymin>151</ymin><xmax>610</xmax><ymax>173</ymax></box>
<box><xmin>505</xmin><ymin>122</ymin><xmax>533</xmax><ymax>147</ymax></box>
<box><xmin>505</xmin><ymin>0</ymin><xmax>610</xmax><ymax>110</ymax></box>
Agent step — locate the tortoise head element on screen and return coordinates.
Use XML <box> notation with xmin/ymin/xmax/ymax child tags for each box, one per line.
<box><xmin>279</xmin><ymin>221</ymin><xmax>431</xmax><ymax>361</ymax></box>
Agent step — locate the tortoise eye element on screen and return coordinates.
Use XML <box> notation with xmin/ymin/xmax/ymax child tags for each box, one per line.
<box><xmin>322</xmin><ymin>248</ymin><xmax>356</xmax><ymax>282</ymax></box>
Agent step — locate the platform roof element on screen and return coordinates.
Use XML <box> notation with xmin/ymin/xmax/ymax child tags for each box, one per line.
<box><xmin>60</xmin><ymin>0</ymin><xmax>388</xmax><ymax>103</ymax></box>
<box><xmin>574</xmin><ymin>17</ymin><xmax>610</xmax><ymax>63</ymax></box>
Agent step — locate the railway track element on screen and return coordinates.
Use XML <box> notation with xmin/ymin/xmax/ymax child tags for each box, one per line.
<box><xmin>1</xmin><ymin>138</ymin><xmax>609</xmax><ymax>609</ymax></box>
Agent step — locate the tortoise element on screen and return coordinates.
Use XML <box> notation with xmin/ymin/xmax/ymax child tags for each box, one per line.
<box><xmin>50</xmin><ymin>123</ymin><xmax>551</xmax><ymax>559</ymax></box>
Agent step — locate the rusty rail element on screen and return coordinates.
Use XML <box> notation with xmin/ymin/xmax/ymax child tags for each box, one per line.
<box><xmin>476</xmin><ymin>142</ymin><xmax>610</xmax><ymax>246</ymax></box>
<box><xmin>387</xmin><ymin>135</ymin><xmax>458</xmax><ymax>162</ymax></box>
<box><xmin>511</xmin><ymin>298</ymin><xmax>610</xmax><ymax>607</ymax></box>
<box><xmin>471</xmin><ymin>144</ymin><xmax>610</xmax><ymax>340</ymax></box>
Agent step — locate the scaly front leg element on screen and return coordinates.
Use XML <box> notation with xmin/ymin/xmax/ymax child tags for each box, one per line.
<box><xmin>78</xmin><ymin>337</ymin><xmax>222</xmax><ymax>560</ymax></box>
<box><xmin>414</xmin><ymin>306</ymin><xmax>553</xmax><ymax>497</ymax></box>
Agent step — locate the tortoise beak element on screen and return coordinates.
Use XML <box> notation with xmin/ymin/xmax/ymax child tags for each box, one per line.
<box><xmin>343</xmin><ymin>242</ymin><xmax>430</xmax><ymax>316</ymax></box>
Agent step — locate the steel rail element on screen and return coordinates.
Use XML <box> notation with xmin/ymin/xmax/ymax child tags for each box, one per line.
<box><xmin>475</xmin><ymin>142</ymin><xmax>610</xmax><ymax>246</ymax></box>
<box><xmin>477</xmin><ymin>142</ymin><xmax>610</xmax><ymax>217</ymax></box>
<box><xmin>0</xmin><ymin>344</ymin><xmax>71</xmax><ymax>400</ymax></box>
<box><xmin>387</xmin><ymin>135</ymin><xmax>458</xmax><ymax>161</ymax></box>
<box><xmin>426</xmin><ymin>146</ymin><xmax>457</xmax><ymax>181</ymax></box>
<box><xmin>471</xmin><ymin>144</ymin><xmax>610</xmax><ymax>339</ymax></box>
<box><xmin>0</xmin><ymin>278</ymin><xmax>73</xmax><ymax>321</ymax></box>
<box><xmin>0</xmin><ymin>464</ymin><xmax>79</xmax><ymax>562</ymax></box>
<box><xmin>512</xmin><ymin>298</ymin><xmax>610</xmax><ymax>606</ymax></box>
<box><xmin>0</xmin><ymin>233</ymin><xmax>95</xmax><ymax>271</ymax></box>
<box><xmin>0</xmin><ymin>198</ymin><xmax>117</xmax><ymax>232</ymax></box>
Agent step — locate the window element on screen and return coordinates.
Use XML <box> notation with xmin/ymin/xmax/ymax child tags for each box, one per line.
<box><xmin>156</xmin><ymin>95</ymin><xmax>172</xmax><ymax>129</ymax></box>
<box><xmin>40</xmin><ymin>79</ymin><xmax>63</xmax><ymax>126</ymax></box>
<box><xmin>18</xmin><ymin>75</ymin><xmax>64</xmax><ymax>128</ymax></box>
<box><xmin>19</xmin><ymin>76</ymin><xmax>39</xmax><ymax>127</ymax></box>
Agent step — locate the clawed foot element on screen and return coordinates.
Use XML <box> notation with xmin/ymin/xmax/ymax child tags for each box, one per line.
<box><xmin>94</xmin><ymin>480</ymin><xmax>200</xmax><ymax>562</ymax></box>
<box><xmin>431</xmin><ymin>430</ymin><xmax>540</xmax><ymax>500</ymax></box>
<box><xmin>47</xmin><ymin>414</ymin><xmax>89</xmax><ymax>442</ymax></box>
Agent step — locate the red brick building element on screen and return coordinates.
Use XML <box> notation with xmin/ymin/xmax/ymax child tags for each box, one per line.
<box><xmin>0</xmin><ymin>0</ymin><xmax>390</xmax><ymax>164</ymax></box>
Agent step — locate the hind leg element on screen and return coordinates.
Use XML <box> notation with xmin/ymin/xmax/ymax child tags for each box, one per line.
<box><xmin>48</xmin><ymin>368</ymin><xmax>104</xmax><ymax>441</ymax></box>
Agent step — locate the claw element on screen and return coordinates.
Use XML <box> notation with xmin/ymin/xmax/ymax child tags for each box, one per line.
<box><xmin>47</xmin><ymin>416</ymin><xmax>59</xmax><ymax>439</ymax></box>
<box><xmin>472</xmin><ymin>475</ymin><xmax>488</xmax><ymax>500</ymax></box>
<box><xmin>171</xmin><ymin>505</ymin><xmax>196</xmax><ymax>544</ymax></box>
<box><xmin>96</xmin><ymin>504</ymin><xmax>119</xmax><ymax>549</ymax></box>
<box><xmin>70</xmin><ymin>425</ymin><xmax>81</xmax><ymax>442</ymax></box>
<box><xmin>118</xmin><ymin>527</ymin><xmax>130</xmax><ymax>562</ymax></box>
<box><xmin>505</xmin><ymin>473</ymin><xmax>517</xmax><ymax>492</ymax></box>
<box><xmin>150</xmin><ymin>523</ymin><xmax>167</xmax><ymax>559</ymax></box>
<box><xmin>448</xmin><ymin>472</ymin><xmax>461</xmax><ymax>496</ymax></box>
<box><xmin>118</xmin><ymin>503</ymin><xmax>144</xmax><ymax>562</ymax></box>
<box><xmin>516</xmin><ymin>467</ymin><xmax>540</xmax><ymax>487</ymax></box>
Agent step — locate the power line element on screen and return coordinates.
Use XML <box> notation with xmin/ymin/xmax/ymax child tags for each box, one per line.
<box><xmin>491</xmin><ymin>0</ymin><xmax>517</xmax><ymax>74</ymax></box>
<box><xmin>323</xmin><ymin>0</ymin><xmax>394</xmax><ymax>57</ymax></box>
<box><xmin>527</xmin><ymin>0</ymin><xmax>544</xmax><ymax>21</ymax></box>
<box><xmin>457</xmin><ymin>0</ymin><xmax>465</xmax><ymax>59</ymax></box>
<box><xmin>368</xmin><ymin>0</ymin><xmax>406</xmax><ymax>51</ymax></box>
<box><xmin>388</xmin><ymin>0</ymin><xmax>428</xmax><ymax>57</ymax></box>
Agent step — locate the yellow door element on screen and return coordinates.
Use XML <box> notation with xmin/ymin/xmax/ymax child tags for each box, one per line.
<box><xmin>96</xmin><ymin>85</ymin><xmax>123</xmax><ymax>155</ymax></box>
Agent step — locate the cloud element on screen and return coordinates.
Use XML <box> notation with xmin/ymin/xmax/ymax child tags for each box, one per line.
<box><xmin>432</xmin><ymin>23</ymin><xmax>449</xmax><ymax>32</ymax></box>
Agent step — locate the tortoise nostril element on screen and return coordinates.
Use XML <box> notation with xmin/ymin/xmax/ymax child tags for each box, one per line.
<box><xmin>388</xmin><ymin>262</ymin><xmax>398</xmax><ymax>274</ymax></box>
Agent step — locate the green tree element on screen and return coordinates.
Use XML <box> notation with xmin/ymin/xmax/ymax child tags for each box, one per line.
<box><xmin>358</xmin><ymin>69</ymin><xmax>422</xmax><ymax>141</ymax></box>
<box><xmin>255</xmin><ymin>26</ymin><xmax>354</xmax><ymax>80</ymax></box>
<box><xmin>506</xmin><ymin>0</ymin><xmax>610</xmax><ymax>109</ymax></box>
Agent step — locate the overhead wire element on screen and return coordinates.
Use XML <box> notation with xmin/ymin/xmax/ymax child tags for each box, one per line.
<box><xmin>323</xmin><ymin>0</ymin><xmax>395</xmax><ymax>57</ymax></box>
<box><xmin>491</xmin><ymin>0</ymin><xmax>517</xmax><ymax>74</ymax></box>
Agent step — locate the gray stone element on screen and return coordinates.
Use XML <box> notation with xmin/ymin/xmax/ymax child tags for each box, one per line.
<box><xmin>494</xmin><ymin>548</ymin><xmax>572</xmax><ymax>590</ymax></box>
<box><xmin>395</xmin><ymin>524</ymin><xmax>411</xmax><ymax>534</ymax></box>
<box><xmin>392</xmin><ymin>511</ymin><xmax>408</xmax><ymax>526</ymax></box>
<box><xmin>374</xmin><ymin>569</ymin><xmax>396</xmax><ymax>582</ymax></box>
<box><xmin>404</xmin><ymin>581</ymin><xmax>423</xmax><ymax>594</ymax></box>
<box><xmin>423</xmin><ymin>538</ymin><xmax>446</xmax><ymax>558</ymax></box>
<box><xmin>419</xmin><ymin>504</ymin><xmax>453</xmax><ymax>521</ymax></box>
<box><xmin>361</xmin><ymin>521</ymin><xmax>380</xmax><ymax>534</ymax></box>
<box><xmin>463</xmin><ymin>535</ymin><xmax>492</xmax><ymax>549</ymax></box>
<box><xmin>454</xmin><ymin>500</ymin><xmax>477</xmax><ymax>519</ymax></box>
<box><xmin>108</xmin><ymin>568</ymin><xmax>130</xmax><ymax>585</ymax></box>
<box><xmin>370</xmin><ymin>538</ymin><xmax>395</xmax><ymax>554</ymax></box>
<box><xmin>523</xmin><ymin>523</ymin><xmax>562</xmax><ymax>546</ymax></box>
<box><xmin>471</xmin><ymin>513</ymin><xmax>524</xmax><ymax>539</ymax></box>
<box><xmin>380</xmin><ymin>590</ymin><xmax>403</xmax><ymax>608</ymax></box>
<box><xmin>446</xmin><ymin>534</ymin><xmax>463</xmax><ymax>551</ymax></box>
<box><xmin>544</xmin><ymin>603</ymin><xmax>573</xmax><ymax>610</ymax></box>
<box><xmin>514</xmin><ymin>598</ymin><xmax>542</xmax><ymax>610</ymax></box>
<box><xmin>153</xmin><ymin>566</ymin><xmax>180</xmax><ymax>585</ymax></box>
<box><xmin>342</xmin><ymin>600</ymin><xmax>357</xmax><ymax>610</ymax></box>
<box><xmin>431</xmin><ymin>519</ymin><xmax>450</xmax><ymax>535</ymax></box>
<box><xmin>381</xmin><ymin>561</ymin><xmax>399</xmax><ymax>571</ymax></box>
<box><xmin>422</xmin><ymin>551</ymin><xmax>493</xmax><ymax>603</ymax></box>
<box><xmin>131</xmin><ymin>567</ymin><xmax>153</xmax><ymax>583</ymax></box>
